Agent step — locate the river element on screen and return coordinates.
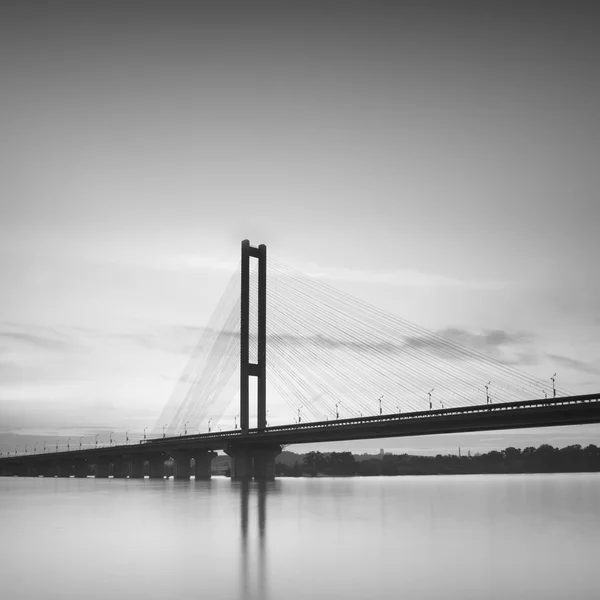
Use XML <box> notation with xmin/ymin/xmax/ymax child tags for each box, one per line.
<box><xmin>1</xmin><ymin>473</ymin><xmax>598</xmax><ymax>600</ymax></box>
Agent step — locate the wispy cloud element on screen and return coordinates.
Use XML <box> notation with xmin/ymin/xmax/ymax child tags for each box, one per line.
<box><xmin>547</xmin><ymin>353</ymin><xmax>600</xmax><ymax>376</ymax></box>
<box><xmin>0</xmin><ymin>324</ymin><xmax>82</xmax><ymax>352</ymax></box>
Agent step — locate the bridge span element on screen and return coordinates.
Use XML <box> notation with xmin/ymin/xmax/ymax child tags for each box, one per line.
<box><xmin>2</xmin><ymin>393</ymin><xmax>599</xmax><ymax>479</ymax></box>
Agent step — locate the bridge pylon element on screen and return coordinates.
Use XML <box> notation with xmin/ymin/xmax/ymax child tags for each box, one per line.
<box><xmin>240</xmin><ymin>240</ymin><xmax>267</xmax><ymax>432</ymax></box>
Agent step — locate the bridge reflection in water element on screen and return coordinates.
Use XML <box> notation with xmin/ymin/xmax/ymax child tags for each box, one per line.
<box><xmin>238</xmin><ymin>480</ymin><xmax>271</xmax><ymax>600</ymax></box>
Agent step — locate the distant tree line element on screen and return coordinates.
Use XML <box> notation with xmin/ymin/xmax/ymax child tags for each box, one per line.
<box><xmin>274</xmin><ymin>444</ymin><xmax>600</xmax><ymax>477</ymax></box>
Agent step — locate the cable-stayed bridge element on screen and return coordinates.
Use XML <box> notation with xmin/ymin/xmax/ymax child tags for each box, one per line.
<box><xmin>2</xmin><ymin>239</ymin><xmax>600</xmax><ymax>479</ymax></box>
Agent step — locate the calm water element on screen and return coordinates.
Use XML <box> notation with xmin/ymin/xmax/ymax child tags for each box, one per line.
<box><xmin>1</xmin><ymin>474</ymin><xmax>599</xmax><ymax>600</ymax></box>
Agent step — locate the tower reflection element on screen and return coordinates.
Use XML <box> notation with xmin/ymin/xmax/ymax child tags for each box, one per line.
<box><xmin>238</xmin><ymin>479</ymin><xmax>276</xmax><ymax>600</ymax></box>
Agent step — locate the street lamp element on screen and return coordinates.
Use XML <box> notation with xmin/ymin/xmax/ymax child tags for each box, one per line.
<box><xmin>162</xmin><ymin>424</ymin><xmax>167</xmax><ymax>438</ymax></box>
<box><xmin>125</xmin><ymin>431</ymin><xmax>129</xmax><ymax>445</ymax></box>
<box><xmin>234</xmin><ymin>414</ymin><xmax>239</xmax><ymax>429</ymax></box>
<box><xmin>297</xmin><ymin>407</ymin><xmax>302</xmax><ymax>423</ymax></box>
<box><xmin>396</xmin><ymin>405</ymin><xmax>401</xmax><ymax>415</ymax></box>
<box><xmin>428</xmin><ymin>389</ymin><xmax>434</xmax><ymax>411</ymax></box>
<box><xmin>95</xmin><ymin>434</ymin><xmax>99</xmax><ymax>449</ymax></box>
<box><xmin>79</xmin><ymin>436</ymin><xmax>83</xmax><ymax>450</ymax></box>
<box><xmin>551</xmin><ymin>373</ymin><xmax>557</xmax><ymax>398</ymax></box>
<box><xmin>55</xmin><ymin>440</ymin><xmax>58</xmax><ymax>452</ymax></box>
<box><xmin>485</xmin><ymin>381</ymin><xmax>491</xmax><ymax>405</ymax></box>
<box><xmin>335</xmin><ymin>403</ymin><xmax>340</xmax><ymax>420</ymax></box>
<box><xmin>379</xmin><ymin>395</ymin><xmax>384</xmax><ymax>416</ymax></box>
<box><xmin>109</xmin><ymin>432</ymin><xmax>113</xmax><ymax>446</ymax></box>
<box><xmin>43</xmin><ymin>441</ymin><xmax>46</xmax><ymax>454</ymax></box>
<box><xmin>208</xmin><ymin>418</ymin><xmax>212</xmax><ymax>433</ymax></box>
<box><xmin>143</xmin><ymin>427</ymin><xmax>147</xmax><ymax>441</ymax></box>
<box><xmin>184</xmin><ymin>421</ymin><xmax>189</xmax><ymax>436</ymax></box>
<box><xmin>67</xmin><ymin>438</ymin><xmax>71</xmax><ymax>451</ymax></box>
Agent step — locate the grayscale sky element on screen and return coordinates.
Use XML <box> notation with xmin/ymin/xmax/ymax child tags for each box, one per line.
<box><xmin>1</xmin><ymin>1</ymin><xmax>599</xmax><ymax>454</ymax></box>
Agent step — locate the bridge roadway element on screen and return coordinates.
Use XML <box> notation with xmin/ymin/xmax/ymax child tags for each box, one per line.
<box><xmin>1</xmin><ymin>393</ymin><xmax>599</xmax><ymax>479</ymax></box>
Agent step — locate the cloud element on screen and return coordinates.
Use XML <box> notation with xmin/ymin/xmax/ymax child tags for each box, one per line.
<box><xmin>547</xmin><ymin>353</ymin><xmax>600</xmax><ymax>376</ymax></box>
<box><xmin>0</xmin><ymin>326</ymin><xmax>79</xmax><ymax>352</ymax></box>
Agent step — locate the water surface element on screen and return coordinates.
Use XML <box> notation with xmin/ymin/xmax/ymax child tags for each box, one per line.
<box><xmin>1</xmin><ymin>474</ymin><xmax>598</xmax><ymax>600</ymax></box>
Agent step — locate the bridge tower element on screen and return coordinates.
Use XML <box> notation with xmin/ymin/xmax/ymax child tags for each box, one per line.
<box><xmin>240</xmin><ymin>239</ymin><xmax>267</xmax><ymax>432</ymax></box>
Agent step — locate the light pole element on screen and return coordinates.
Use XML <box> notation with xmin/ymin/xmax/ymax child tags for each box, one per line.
<box><xmin>551</xmin><ymin>373</ymin><xmax>556</xmax><ymax>398</ymax></box>
<box><xmin>143</xmin><ymin>427</ymin><xmax>147</xmax><ymax>441</ymax></box>
<box><xmin>43</xmin><ymin>441</ymin><xmax>46</xmax><ymax>454</ymax></box>
<box><xmin>67</xmin><ymin>438</ymin><xmax>71</xmax><ymax>451</ymax></box>
<box><xmin>379</xmin><ymin>395</ymin><xmax>383</xmax><ymax>416</ymax></box>
<box><xmin>208</xmin><ymin>418</ymin><xmax>212</xmax><ymax>433</ymax></box>
<box><xmin>109</xmin><ymin>432</ymin><xmax>113</xmax><ymax>447</ymax></box>
<box><xmin>485</xmin><ymin>381</ymin><xmax>491</xmax><ymax>405</ymax></box>
<box><xmin>335</xmin><ymin>403</ymin><xmax>340</xmax><ymax>420</ymax></box>
<box><xmin>297</xmin><ymin>407</ymin><xmax>302</xmax><ymax>423</ymax></box>
<box><xmin>428</xmin><ymin>389</ymin><xmax>434</xmax><ymax>411</ymax></box>
<box><xmin>95</xmin><ymin>434</ymin><xmax>99</xmax><ymax>449</ymax></box>
<box><xmin>184</xmin><ymin>421</ymin><xmax>189</xmax><ymax>436</ymax></box>
<box><xmin>125</xmin><ymin>431</ymin><xmax>129</xmax><ymax>445</ymax></box>
<box><xmin>396</xmin><ymin>405</ymin><xmax>401</xmax><ymax>415</ymax></box>
<box><xmin>234</xmin><ymin>414</ymin><xmax>238</xmax><ymax>430</ymax></box>
<box><xmin>79</xmin><ymin>436</ymin><xmax>83</xmax><ymax>450</ymax></box>
<box><xmin>55</xmin><ymin>440</ymin><xmax>58</xmax><ymax>452</ymax></box>
<box><xmin>162</xmin><ymin>424</ymin><xmax>167</xmax><ymax>438</ymax></box>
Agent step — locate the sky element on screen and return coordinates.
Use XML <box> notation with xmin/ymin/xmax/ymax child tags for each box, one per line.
<box><xmin>1</xmin><ymin>1</ymin><xmax>599</xmax><ymax>456</ymax></box>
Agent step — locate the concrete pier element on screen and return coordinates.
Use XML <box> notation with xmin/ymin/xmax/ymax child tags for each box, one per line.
<box><xmin>95</xmin><ymin>460</ymin><xmax>111</xmax><ymax>478</ymax></box>
<box><xmin>149</xmin><ymin>455</ymin><xmax>165</xmax><ymax>479</ymax></box>
<box><xmin>172</xmin><ymin>452</ymin><xmax>192</xmax><ymax>480</ymax></box>
<box><xmin>128</xmin><ymin>457</ymin><xmax>145</xmax><ymax>479</ymax></box>
<box><xmin>226</xmin><ymin>444</ymin><xmax>280</xmax><ymax>480</ymax></box>
<box><xmin>74</xmin><ymin>460</ymin><xmax>88</xmax><ymax>478</ymax></box>
<box><xmin>194</xmin><ymin>450</ymin><xmax>217</xmax><ymax>479</ymax></box>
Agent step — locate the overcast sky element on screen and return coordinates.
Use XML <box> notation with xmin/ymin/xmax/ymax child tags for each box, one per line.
<box><xmin>1</xmin><ymin>1</ymin><xmax>599</xmax><ymax>454</ymax></box>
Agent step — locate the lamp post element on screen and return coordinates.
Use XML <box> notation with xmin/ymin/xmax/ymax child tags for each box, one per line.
<box><xmin>55</xmin><ymin>440</ymin><xmax>58</xmax><ymax>452</ymax></box>
<box><xmin>551</xmin><ymin>373</ymin><xmax>556</xmax><ymax>398</ymax></box>
<box><xmin>396</xmin><ymin>405</ymin><xmax>401</xmax><ymax>415</ymax></box>
<box><xmin>297</xmin><ymin>407</ymin><xmax>302</xmax><ymax>423</ymax></box>
<box><xmin>67</xmin><ymin>438</ymin><xmax>71</xmax><ymax>451</ymax></box>
<box><xmin>485</xmin><ymin>381</ymin><xmax>491</xmax><ymax>405</ymax></box>
<box><xmin>335</xmin><ymin>403</ymin><xmax>340</xmax><ymax>420</ymax></box>
<box><xmin>162</xmin><ymin>424</ymin><xmax>167</xmax><ymax>438</ymax></box>
<box><xmin>109</xmin><ymin>432</ymin><xmax>113</xmax><ymax>447</ymax></box>
<box><xmin>184</xmin><ymin>421</ymin><xmax>189</xmax><ymax>436</ymax></box>
<box><xmin>234</xmin><ymin>414</ymin><xmax>238</xmax><ymax>430</ymax></box>
<box><xmin>95</xmin><ymin>434</ymin><xmax>99</xmax><ymax>449</ymax></box>
<box><xmin>428</xmin><ymin>389</ymin><xmax>434</xmax><ymax>411</ymax></box>
<box><xmin>143</xmin><ymin>427</ymin><xmax>147</xmax><ymax>441</ymax></box>
<box><xmin>125</xmin><ymin>431</ymin><xmax>129</xmax><ymax>445</ymax></box>
<box><xmin>379</xmin><ymin>395</ymin><xmax>383</xmax><ymax>416</ymax></box>
<box><xmin>43</xmin><ymin>441</ymin><xmax>46</xmax><ymax>454</ymax></box>
<box><xmin>208</xmin><ymin>418</ymin><xmax>212</xmax><ymax>433</ymax></box>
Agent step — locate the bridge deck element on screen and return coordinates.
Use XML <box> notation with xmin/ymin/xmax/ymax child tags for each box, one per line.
<box><xmin>2</xmin><ymin>394</ymin><xmax>600</xmax><ymax>465</ymax></box>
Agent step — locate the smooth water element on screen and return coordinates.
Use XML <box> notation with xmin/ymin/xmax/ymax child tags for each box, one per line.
<box><xmin>0</xmin><ymin>474</ymin><xmax>599</xmax><ymax>600</ymax></box>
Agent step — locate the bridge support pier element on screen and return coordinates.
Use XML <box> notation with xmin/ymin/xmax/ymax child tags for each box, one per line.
<box><xmin>74</xmin><ymin>460</ymin><xmax>88</xmax><ymax>478</ymax></box>
<box><xmin>57</xmin><ymin>461</ymin><xmax>72</xmax><ymax>477</ymax></box>
<box><xmin>194</xmin><ymin>451</ymin><xmax>217</xmax><ymax>479</ymax></box>
<box><xmin>113</xmin><ymin>457</ymin><xmax>128</xmax><ymax>478</ymax></box>
<box><xmin>128</xmin><ymin>457</ymin><xmax>145</xmax><ymax>479</ymax></box>
<box><xmin>226</xmin><ymin>444</ymin><xmax>281</xmax><ymax>480</ymax></box>
<box><xmin>253</xmin><ymin>445</ymin><xmax>282</xmax><ymax>480</ymax></box>
<box><xmin>149</xmin><ymin>455</ymin><xmax>166</xmax><ymax>479</ymax></box>
<box><xmin>95</xmin><ymin>460</ymin><xmax>111</xmax><ymax>478</ymax></box>
<box><xmin>172</xmin><ymin>452</ymin><xmax>192</xmax><ymax>480</ymax></box>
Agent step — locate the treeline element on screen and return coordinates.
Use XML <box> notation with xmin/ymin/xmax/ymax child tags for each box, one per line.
<box><xmin>274</xmin><ymin>444</ymin><xmax>600</xmax><ymax>477</ymax></box>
